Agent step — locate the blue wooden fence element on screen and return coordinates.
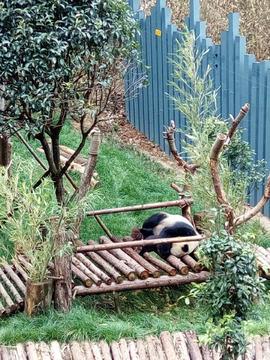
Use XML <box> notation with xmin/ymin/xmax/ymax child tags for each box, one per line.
<box><xmin>125</xmin><ymin>0</ymin><xmax>270</xmax><ymax>217</ymax></box>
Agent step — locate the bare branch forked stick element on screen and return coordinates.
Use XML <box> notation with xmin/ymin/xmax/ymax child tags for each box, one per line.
<box><xmin>210</xmin><ymin>133</ymin><xmax>236</xmax><ymax>229</ymax></box>
<box><xmin>224</xmin><ymin>103</ymin><xmax>250</xmax><ymax>147</ymax></box>
<box><xmin>234</xmin><ymin>172</ymin><xmax>270</xmax><ymax>228</ymax></box>
<box><xmin>163</xmin><ymin>120</ymin><xmax>199</xmax><ymax>174</ymax></box>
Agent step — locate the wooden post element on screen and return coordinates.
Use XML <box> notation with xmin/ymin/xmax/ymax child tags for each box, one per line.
<box><xmin>54</xmin><ymin>230</ymin><xmax>73</xmax><ymax>312</ymax></box>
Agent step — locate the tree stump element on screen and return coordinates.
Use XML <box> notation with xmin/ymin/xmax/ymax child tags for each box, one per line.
<box><xmin>25</xmin><ymin>279</ymin><xmax>53</xmax><ymax>317</ymax></box>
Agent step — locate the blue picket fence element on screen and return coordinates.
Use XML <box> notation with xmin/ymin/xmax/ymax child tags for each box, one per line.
<box><xmin>125</xmin><ymin>0</ymin><xmax>270</xmax><ymax>217</ymax></box>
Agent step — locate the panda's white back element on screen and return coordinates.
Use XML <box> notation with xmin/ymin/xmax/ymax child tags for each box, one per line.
<box><xmin>154</xmin><ymin>214</ymin><xmax>194</xmax><ymax>235</ymax></box>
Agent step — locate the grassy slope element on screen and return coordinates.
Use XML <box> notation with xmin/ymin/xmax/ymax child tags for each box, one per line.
<box><xmin>1</xmin><ymin>122</ymin><xmax>270</xmax><ymax>344</ymax></box>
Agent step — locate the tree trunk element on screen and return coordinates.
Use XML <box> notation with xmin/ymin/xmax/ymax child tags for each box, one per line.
<box><xmin>54</xmin><ymin>230</ymin><xmax>72</xmax><ymax>312</ymax></box>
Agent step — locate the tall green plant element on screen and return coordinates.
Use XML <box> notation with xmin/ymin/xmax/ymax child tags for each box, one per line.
<box><xmin>169</xmin><ymin>26</ymin><xmax>266</xmax><ymax>215</ymax></box>
<box><xmin>0</xmin><ymin>160</ymin><xmax>89</xmax><ymax>283</ymax></box>
<box><xmin>193</xmin><ymin>230</ymin><xmax>266</xmax><ymax>359</ymax></box>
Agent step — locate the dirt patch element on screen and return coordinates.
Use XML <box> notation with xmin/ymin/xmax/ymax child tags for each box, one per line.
<box><xmin>97</xmin><ymin>113</ymin><xmax>182</xmax><ymax>173</ymax></box>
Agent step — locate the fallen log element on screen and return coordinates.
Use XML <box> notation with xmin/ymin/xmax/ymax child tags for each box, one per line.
<box><xmin>181</xmin><ymin>255</ymin><xmax>202</xmax><ymax>273</ymax></box>
<box><xmin>80</xmin><ymin>244</ymin><xmax>124</xmax><ymax>284</ymax></box>
<box><xmin>38</xmin><ymin>341</ymin><xmax>52</xmax><ymax>360</ymax></box>
<box><xmin>2</xmin><ymin>262</ymin><xmax>26</xmax><ymax>294</ymax></box>
<box><xmin>71</xmin><ymin>263</ymin><xmax>93</xmax><ymax>287</ymax></box>
<box><xmin>152</xmin><ymin>336</ymin><xmax>166</xmax><ymax>360</ymax></box>
<box><xmin>25</xmin><ymin>342</ymin><xmax>39</xmax><ymax>360</ymax></box>
<box><xmin>166</xmin><ymin>255</ymin><xmax>189</xmax><ymax>275</ymax></box>
<box><xmin>87</xmin><ymin>240</ymin><xmax>136</xmax><ymax>281</ymax></box>
<box><xmin>75</xmin><ymin>252</ymin><xmax>112</xmax><ymax>285</ymax></box>
<box><xmin>0</xmin><ymin>281</ymin><xmax>18</xmax><ymax>313</ymax></box>
<box><xmin>0</xmin><ymin>268</ymin><xmax>24</xmax><ymax>308</ymax></box>
<box><xmin>160</xmin><ymin>331</ymin><xmax>178</xmax><ymax>360</ymax></box>
<box><xmin>91</xmin><ymin>344</ymin><xmax>103</xmax><ymax>360</ymax></box>
<box><xmin>129</xmin><ymin>341</ymin><xmax>139</xmax><ymax>360</ymax></box>
<box><xmin>261</xmin><ymin>335</ymin><xmax>270</xmax><ymax>359</ymax></box>
<box><xmin>184</xmin><ymin>330</ymin><xmax>203</xmax><ymax>360</ymax></box>
<box><xmin>76</xmin><ymin>235</ymin><xmax>202</xmax><ymax>253</ymax></box>
<box><xmin>72</xmin><ymin>257</ymin><xmax>101</xmax><ymax>286</ymax></box>
<box><xmin>81</xmin><ymin>341</ymin><xmax>94</xmax><ymax>360</ymax></box>
<box><xmin>136</xmin><ymin>339</ymin><xmax>148</xmax><ymax>360</ymax></box>
<box><xmin>200</xmin><ymin>344</ymin><xmax>212</xmax><ymax>360</ymax></box>
<box><xmin>110</xmin><ymin>341</ymin><xmax>122</xmax><ymax>360</ymax></box>
<box><xmin>84</xmin><ymin>199</ymin><xmax>194</xmax><ymax>217</ymax></box>
<box><xmin>143</xmin><ymin>252</ymin><xmax>176</xmax><ymax>276</ymax></box>
<box><xmin>118</xmin><ymin>339</ymin><xmax>130</xmax><ymax>360</ymax></box>
<box><xmin>50</xmin><ymin>340</ymin><xmax>63</xmax><ymax>360</ymax></box>
<box><xmin>16</xmin><ymin>343</ymin><xmax>28</xmax><ymax>360</ymax></box>
<box><xmin>99</xmin><ymin>236</ymin><xmax>149</xmax><ymax>280</ymax></box>
<box><xmin>11</xmin><ymin>259</ymin><xmax>28</xmax><ymax>282</ymax></box>
<box><xmin>70</xmin><ymin>341</ymin><xmax>85</xmax><ymax>360</ymax></box>
<box><xmin>99</xmin><ymin>340</ymin><xmax>112</xmax><ymax>360</ymax></box>
<box><xmin>173</xmin><ymin>332</ymin><xmax>191</xmax><ymax>360</ymax></box>
<box><xmin>121</xmin><ymin>236</ymin><xmax>160</xmax><ymax>278</ymax></box>
<box><xmin>254</xmin><ymin>337</ymin><xmax>263</xmax><ymax>360</ymax></box>
<box><xmin>73</xmin><ymin>271</ymin><xmax>209</xmax><ymax>295</ymax></box>
<box><xmin>146</xmin><ymin>336</ymin><xmax>158</xmax><ymax>359</ymax></box>
<box><xmin>0</xmin><ymin>301</ymin><xmax>6</xmax><ymax>316</ymax></box>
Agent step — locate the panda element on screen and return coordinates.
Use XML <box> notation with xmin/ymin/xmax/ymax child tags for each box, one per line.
<box><xmin>139</xmin><ymin>212</ymin><xmax>199</xmax><ymax>259</ymax></box>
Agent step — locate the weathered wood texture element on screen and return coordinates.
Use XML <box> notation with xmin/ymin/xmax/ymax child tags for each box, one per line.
<box><xmin>0</xmin><ymin>332</ymin><xmax>268</xmax><ymax>359</ymax></box>
<box><xmin>2</xmin><ymin>243</ymin><xmax>270</xmax><ymax>315</ymax></box>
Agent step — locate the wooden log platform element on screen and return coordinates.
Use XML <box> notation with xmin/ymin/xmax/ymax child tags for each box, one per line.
<box><xmin>0</xmin><ymin>331</ymin><xmax>269</xmax><ymax>359</ymax></box>
<box><xmin>2</xmin><ymin>240</ymin><xmax>270</xmax><ymax>316</ymax></box>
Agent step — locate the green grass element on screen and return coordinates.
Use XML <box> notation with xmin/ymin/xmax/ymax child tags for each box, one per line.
<box><xmin>1</xmin><ymin>120</ymin><xmax>270</xmax><ymax>344</ymax></box>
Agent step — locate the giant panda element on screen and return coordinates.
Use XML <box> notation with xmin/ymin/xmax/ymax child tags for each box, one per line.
<box><xmin>139</xmin><ymin>212</ymin><xmax>199</xmax><ymax>258</ymax></box>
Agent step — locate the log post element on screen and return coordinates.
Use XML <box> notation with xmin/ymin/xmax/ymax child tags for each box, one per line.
<box><xmin>210</xmin><ymin>133</ymin><xmax>236</xmax><ymax>230</ymax></box>
<box><xmin>54</xmin><ymin>230</ymin><xmax>72</xmax><ymax>312</ymax></box>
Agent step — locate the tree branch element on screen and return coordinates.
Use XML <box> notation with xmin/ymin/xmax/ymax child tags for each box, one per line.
<box><xmin>224</xmin><ymin>103</ymin><xmax>250</xmax><ymax>147</ymax></box>
<box><xmin>163</xmin><ymin>120</ymin><xmax>199</xmax><ymax>174</ymax></box>
<box><xmin>210</xmin><ymin>133</ymin><xmax>235</xmax><ymax>229</ymax></box>
<box><xmin>234</xmin><ymin>172</ymin><xmax>270</xmax><ymax>228</ymax></box>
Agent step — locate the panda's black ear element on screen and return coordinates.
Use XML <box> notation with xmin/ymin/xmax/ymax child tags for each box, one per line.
<box><xmin>181</xmin><ymin>244</ymin><xmax>189</xmax><ymax>253</ymax></box>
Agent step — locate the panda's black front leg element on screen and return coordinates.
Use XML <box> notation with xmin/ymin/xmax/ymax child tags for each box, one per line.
<box><xmin>156</xmin><ymin>243</ymin><xmax>172</xmax><ymax>259</ymax></box>
<box><xmin>139</xmin><ymin>244</ymin><xmax>158</xmax><ymax>256</ymax></box>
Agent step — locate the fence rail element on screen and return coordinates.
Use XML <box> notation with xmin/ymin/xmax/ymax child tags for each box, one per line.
<box><xmin>125</xmin><ymin>0</ymin><xmax>270</xmax><ymax>217</ymax></box>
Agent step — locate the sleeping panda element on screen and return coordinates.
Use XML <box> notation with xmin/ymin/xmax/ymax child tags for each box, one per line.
<box><xmin>139</xmin><ymin>212</ymin><xmax>199</xmax><ymax>258</ymax></box>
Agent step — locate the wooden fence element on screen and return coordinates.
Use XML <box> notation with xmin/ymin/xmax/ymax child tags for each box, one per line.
<box><xmin>125</xmin><ymin>0</ymin><xmax>270</xmax><ymax>217</ymax></box>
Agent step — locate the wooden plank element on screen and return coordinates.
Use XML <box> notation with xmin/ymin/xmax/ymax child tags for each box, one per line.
<box><xmin>257</xmin><ymin>61</ymin><xmax>270</xmax><ymax>204</ymax></box>
<box><xmin>228</xmin><ymin>13</ymin><xmax>239</xmax><ymax>117</ymax></box>
<box><xmin>150</xmin><ymin>5</ymin><xmax>160</xmax><ymax>146</ymax></box>
<box><xmin>161</xmin><ymin>4</ymin><xmax>171</xmax><ymax>153</ymax></box>
<box><xmin>214</xmin><ymin>45</ymin><xmax>221</xmax><ymax>114</ymax></box>
<box><xmin>155</xmin><ymin>0</ymin><xmax>165</xmax><ymax>149</ymax></box>
<box><xmin>249</xmin><ymin>62</ymin><xmax>259</xmax><ymax>206</ymax></box>
<box><xmin>265</xmin><ymin>69</ymin><xmax>270</xmax><ymax>216</ymax></box>
<box><xmin>50</xmin><ymin>340</ymin><xmax>63</xmax><ymax>360</ymax></box>
<box><xmin>145</xmin><ymin>15</ymin><xmax>154</xmax><ymax>142</ymax></box>
<box><xmin>73</xmin><ymin>271</ymin><xmax>209</xmax><ymax>295</ymax></box>
<box><xmin>189</xmin><ymin>0</ymin><xmax>200</xmax><ymax>31</ymax></box>
<box><xmin>166</xmin><ymin>23</ymin><xmax>178</xmax><ymax>137</ymax></box>
<box><xmin>234</xmin><ymin>36</ymin><xmax>246</xmax><ymax>115</ymax></box>
<box><xmin>2</xmin><ymin>263</ymin><xmax>26</xmax><ymax>294</ymax></box>
<box><xmin>172</xmin><ymin>30</ymin><xmax>183</xmax><ymax>156</ymax></box>
<box><xmin>242</xmin><ymin>54</ymin><xmax>255</xmax><ymax>143</ymax></box>
<box><xmin>139</xmin><ymin>12</ymin><xmax>146</xmax><ymax>137</ymax></box>
<box><xmin>221</xmin><ymin>30</ymin><xmax>229</xmax><ymax>119</ymax></box>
